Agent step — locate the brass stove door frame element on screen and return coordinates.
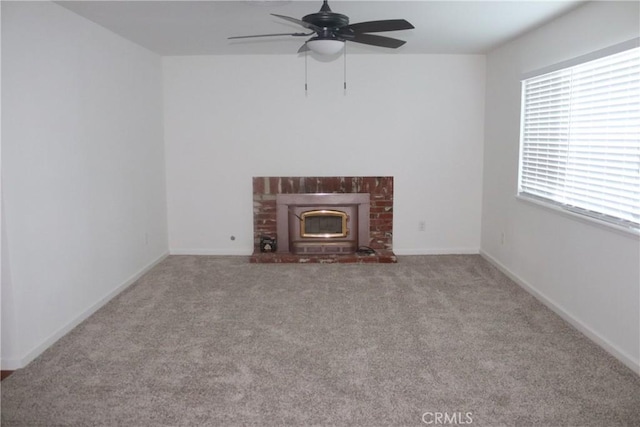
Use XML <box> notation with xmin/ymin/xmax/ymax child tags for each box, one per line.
<box><xmin>300</xmin><ymin>209</ymin><xmax>349</xmax><ymax>238</ymax></box>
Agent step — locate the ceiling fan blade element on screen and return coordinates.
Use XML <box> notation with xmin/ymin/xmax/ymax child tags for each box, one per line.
<box><xmin>297</xmin><ymin>43</ymin><xmax>310</xmax><ymax>53</ymax></box>
<box><xmin>271</xmin><ymin>14</ymin><xmax>321</xmax><ymax>32</ymax></box>
<box><xmin>228</xmin><ymin>32</ymin><xmax>313</xmax><ymax>40</ymax></box>
<box><xmin>341</xmin><ymin>19</ymin><xmax>414</xmax><ymax>34</ymax></box>
<box><xmin>345</xmin><ymin>33</ymin><xmax>407</xmax><ymax>49</ymax></box>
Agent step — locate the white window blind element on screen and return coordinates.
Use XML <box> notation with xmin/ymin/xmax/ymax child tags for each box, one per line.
<box><xmin>519</xmin><ymin>44</ymin><xmax>640</xmax><ymax>231</ymax></box>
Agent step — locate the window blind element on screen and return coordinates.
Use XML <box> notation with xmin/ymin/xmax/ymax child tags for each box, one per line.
<box><xmin>519</xmin><ymin>45</ymin><xmax>640</xmax><ymax>230</ymax></box>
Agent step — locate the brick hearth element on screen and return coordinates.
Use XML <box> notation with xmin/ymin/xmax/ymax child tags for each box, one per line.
<box><xmin>251</xmin><ymin>176</ymin><xmax>395</xmax><ymax>263</ymax></box>
<box><xmin>250</xmin><ymin>249</ymin><xmax>397</xmax><ymax>264</ymax></box>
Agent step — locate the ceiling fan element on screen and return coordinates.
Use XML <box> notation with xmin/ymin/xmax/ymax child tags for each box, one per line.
<box><xmin>229</xmin><ymin>0</ymin><xmax>415</xmax><ymax>55</ymax></box>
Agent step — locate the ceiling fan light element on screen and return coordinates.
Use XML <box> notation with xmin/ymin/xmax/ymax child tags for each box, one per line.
<box><xmin>306</xmin><ymin>39</ymin><xmax>345</xmax><ymax>55</ymax></box>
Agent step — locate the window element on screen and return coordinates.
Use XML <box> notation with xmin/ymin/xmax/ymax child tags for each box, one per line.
<box><xmin>519</xmin><ymin>40</ymin><xmax>640</xmax><ymax>232</ymax></box>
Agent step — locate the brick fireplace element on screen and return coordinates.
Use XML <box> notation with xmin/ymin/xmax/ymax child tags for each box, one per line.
<box><xmin>251</xmin><ymin>176</ymin><xmax>396</xmax><ymax>263</ymax></box>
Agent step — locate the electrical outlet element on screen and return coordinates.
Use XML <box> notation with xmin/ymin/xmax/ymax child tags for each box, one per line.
<box><xmin>419</xmin><ymin>220</ymin><xmax>426</xmax><ymax>232</ymax></box>
<box><xmin>500</xmin><ymin>232</ymin><xmax>505</xmax><ymax>245</ymax></box>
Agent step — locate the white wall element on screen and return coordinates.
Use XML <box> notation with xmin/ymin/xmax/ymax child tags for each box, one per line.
<box><xmin>481</xmin><ymin>1</ymin><xmax>640</xmax><ymax>373</ymax></box>
<box><xmin>163</xmin><ymin>54</ymin><xmax>486</xmax><ymax>255</ymax></box>
<box><xmin>1</xmin><ymin>1</ymin><xmax>168</xmax><ymax>369</ymax></box>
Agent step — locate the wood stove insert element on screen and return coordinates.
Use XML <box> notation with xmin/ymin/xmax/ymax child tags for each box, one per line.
<box><xmin>276</xmin><ymin>193</ymin><xmax>370</xmax><ymax>255</ymax></box>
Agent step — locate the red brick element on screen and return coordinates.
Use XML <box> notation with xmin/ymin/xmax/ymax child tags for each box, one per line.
<box><xmin>254</xmin><ymin>213</ymin><xmax>275</xmax><ymax>221</ymax></box>
<box><xmin>263</xmin><ymin>177</ymin><xmax>272</xmax><ymax>193</ymax></box>
<box><xmin>371</xmin><ymin>194</ymin><xmax>388</xmax><ymax>200</ymax></box>
<box><xmin>327</xmin><ymin>177</ymin><xmax>342</xmax><ymax>193</ymax></box>
<box><xmin>376</xmin><ymin>213</ymin><xmax>393</xmax><ymax>221</ymax></box>
<box><xmin>371</xmin><ymin>200</ymin><xmax>393</xmax><ymax>207</ymax></box>
<box><xmin>253</xmin><ymin>177</ymin><xmax>264</xmax><ymax>195</ymax></box>
<box><xmin>369</xmin><ymin>207</ymin><xmax>393</xmax><ymax>215</ymax></box>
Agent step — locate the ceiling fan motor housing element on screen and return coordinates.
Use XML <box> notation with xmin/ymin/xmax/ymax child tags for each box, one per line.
<box><xmin>303</xmin><ymin>11</ymin><xmax>349</xmax><ymax>40</ymax></box>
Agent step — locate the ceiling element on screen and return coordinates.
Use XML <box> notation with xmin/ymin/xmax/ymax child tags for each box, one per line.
<box><xmin>55</xmin><ymin>0</ymin><xmax>585</xmax><ymax>55</ymax></box>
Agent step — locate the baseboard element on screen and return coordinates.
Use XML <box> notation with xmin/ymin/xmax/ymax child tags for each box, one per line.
<box><xmin>1</xmin><ymin>370</ymin><xmax>15</xmax><ymax>381</ymax></box>
<box><xmin>479</xmin><ymin>250</ymin><xmax>640</xmax><ymax>376</ymax></box>
<box><xmin>171</xmin><ymin>248</ymin><xmax>480</xmax><ymax>257</ymax></box>
<box><xmin>2</xmin><ymin>251</ymin><xmax>169</xmax><ymax>370</ymax></box>
<box><xmin>394</xmin><ymin>248</ymin><xmax>480</xmax><ymax>256</ymax></box>
<box><xmin>169</xmin><ymin>248</ymin><xmax>252</xmax><ymax>256</ymax></box>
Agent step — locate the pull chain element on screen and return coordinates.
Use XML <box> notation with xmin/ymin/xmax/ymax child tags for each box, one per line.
<box><xmin>305</xmin><ymin>48</ymin><xmax>308</xmax><ymax>95</ymax></box>
<box><xmin>303</xmin><ymin>43</ymin><xmax>348</xmax><ymax>95</ymax></box>
<box><xmin>343</xmin><ymin>42</ymin><xmax>347</xmax><ymax>94</ymax></box>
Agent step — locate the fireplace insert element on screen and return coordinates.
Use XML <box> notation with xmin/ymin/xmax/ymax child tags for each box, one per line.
<box><xmin>276</xmin><ymin>193</ymin><xmax>370</xmax><ymax>255</ymax></box>
<box><xmin>300</xmin><ymin>210</ymin><xmax>349</xmax><ymax>238</ymax></box>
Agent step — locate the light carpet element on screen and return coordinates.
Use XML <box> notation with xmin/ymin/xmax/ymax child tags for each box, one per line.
<box><xmin>2</xmin><ymin>255</ymin><xmax>639</xmax><ymax>426</ymax></box>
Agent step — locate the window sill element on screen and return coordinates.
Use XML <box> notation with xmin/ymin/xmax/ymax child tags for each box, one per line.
<box><xmin>515</xmin><ymin>194</ymin><xmax>640</xmax><ymax>239</ymax></box>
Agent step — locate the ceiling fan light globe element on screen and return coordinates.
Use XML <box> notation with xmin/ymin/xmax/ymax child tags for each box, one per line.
<box><xmin>306</xmin><ymin>39</ymin><xmax>344</xmax><ymax>55</ymax></box>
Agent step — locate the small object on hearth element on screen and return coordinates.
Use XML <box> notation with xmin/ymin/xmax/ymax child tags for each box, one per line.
<box><xmin>356</xmin><ymin>246</ymin><xmax>376</xmax><ymax>255</ymax></box>
<box><xmin>260</xmin><ymin>236</ymin><xmax>277</xmax><ymax>253</ymax></box>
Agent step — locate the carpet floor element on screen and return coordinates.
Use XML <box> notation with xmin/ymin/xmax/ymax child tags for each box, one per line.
<box><xmin>1</xmin><ymin>255</ymin><xmax>639</xmax><ymax>426</ymax></box>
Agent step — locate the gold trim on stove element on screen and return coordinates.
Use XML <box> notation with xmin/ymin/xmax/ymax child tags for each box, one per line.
<box><xmin>300</xmin><ymin>210</ymin><xmax>349</xmax><ymax>238</ymax></box>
